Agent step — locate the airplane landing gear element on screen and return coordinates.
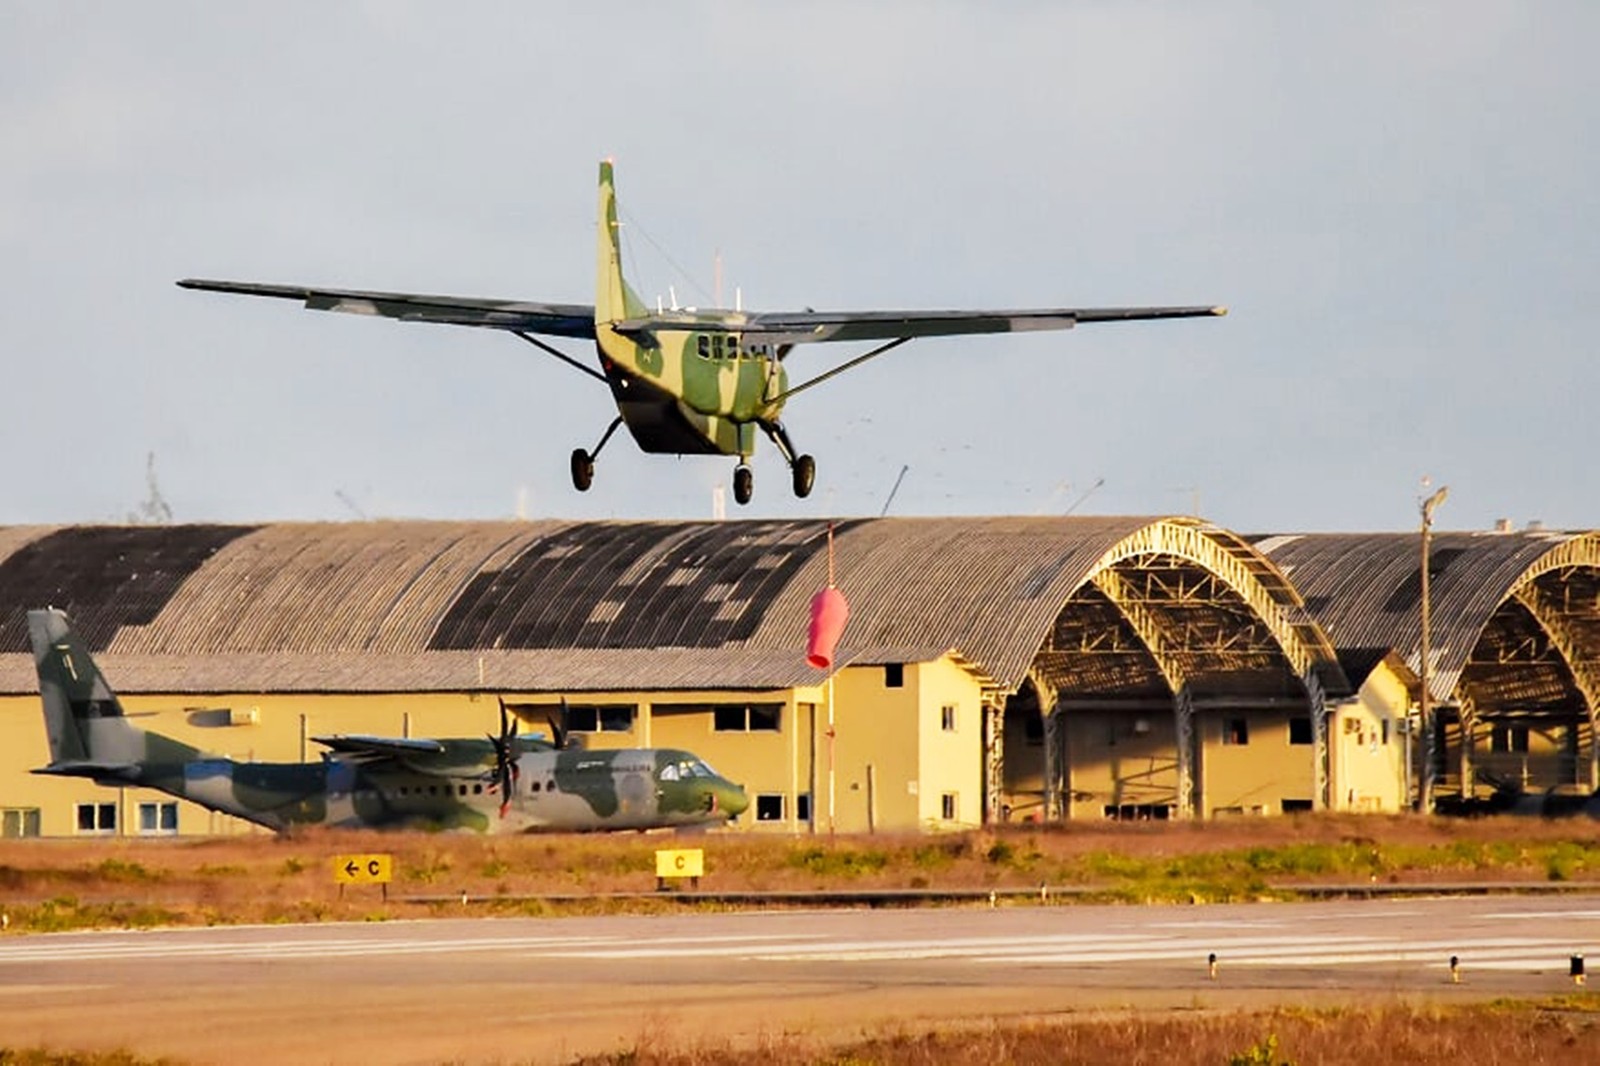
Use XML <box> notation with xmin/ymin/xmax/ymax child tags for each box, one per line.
<box><xmin>792</xmin><ymin>454</ymin><xmax>816</xmax><ymax>498</ymax></box>
<box><xmin>570</xmin><ymin>416</ymin><xmax>623</xmax><ymax>493</ymax></box>
<box><xmin>758</xmin><ymin>419</ymin><xmax>817</xmax><ymax>499</ymax></box>
<box><xmin>570</xmin><ymin>449</ymin><xmax>595</xmax><ymax>492</ymax></box>
<box><xmin>733</xmin><ymin>464</ymin><xmax>754</xmax><ymax>506</ymax></box>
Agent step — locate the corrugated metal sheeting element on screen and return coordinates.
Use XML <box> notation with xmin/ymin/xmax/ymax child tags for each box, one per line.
<box><xmin>0</xmin><ymin>520</ymin><xmax>1595</xmax><ymax>707</ymax></box>
<box><xmin>1256</xmin><ymin>531</ymin><xmax>1600</xmax><ymax>705</ymax></box>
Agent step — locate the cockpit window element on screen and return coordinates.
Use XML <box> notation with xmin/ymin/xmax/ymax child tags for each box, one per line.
<box><xmin>661</xmin><ymin>758</ymin><xmax>719</xmax><ymax>781</ymax></box>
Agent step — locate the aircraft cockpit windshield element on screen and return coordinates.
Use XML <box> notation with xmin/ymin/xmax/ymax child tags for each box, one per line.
<box><xmin>660</xmin><ymin>758</ymin><xmax>719</xmax><ymax>782</ymax></box>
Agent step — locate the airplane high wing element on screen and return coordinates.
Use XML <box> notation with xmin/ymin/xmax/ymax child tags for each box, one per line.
<box><xmin>312</xmin><ymin>733</ymin><xmax>503</xmax><ymax>779</ymax></box>
<box><xmin>176</xmin><ymin>279</ymin><xmax>597</xmax><ymax>339</ymax></box>
<box><xmin>313</xmin><ymin>734</ymin><xmax>451</xmax><ymax>760</ymax></box>
<box><xmin>181</xmin><ymin>161</ymin><xmax>1225</xmax><ymax>506</ymax></box>
<box><xmin>615</xmin><ymin>304</ymin><xmax>1225</xmax><ymax>346</ymax></box>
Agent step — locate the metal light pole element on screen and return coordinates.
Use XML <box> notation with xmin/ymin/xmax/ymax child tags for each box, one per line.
<box><xmin>1417</xmin><ymin>484</ymin><xmax>1449</xmax><ymax>813</ymax></box>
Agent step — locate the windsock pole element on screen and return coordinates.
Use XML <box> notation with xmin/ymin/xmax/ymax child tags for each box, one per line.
<box><xmin>826</xmin><ymin>523</ymin><xmax>836</xmax><ymax>836</ymax></box>
<box><xmin>805</xmin><ymin>521</ymin><xmax>849</xmax><ymax>836</ymax></box>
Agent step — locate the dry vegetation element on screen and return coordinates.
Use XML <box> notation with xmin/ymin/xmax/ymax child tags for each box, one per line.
<box><xmin>0</xmin><ymin>814</ymin><xmax>1596</xmax><ymax>932</ymax></box>
<box><xmin>9</xmin><ymin>1000</ymin><xmax>1600</xmax><ymax>1064</ymax></box>
<box><xmin>568</xmin><ymin>999</ymin><xmax>1600</xmax><ymax>1065</ymax></box>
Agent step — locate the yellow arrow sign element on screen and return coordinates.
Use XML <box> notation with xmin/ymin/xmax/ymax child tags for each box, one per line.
<box><xmin>332</xmin><ymin>853</ymin><xmax>393</xmax><ymax>885</ymax></box>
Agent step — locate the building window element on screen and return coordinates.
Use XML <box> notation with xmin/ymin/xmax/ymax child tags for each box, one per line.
<box><xmin>565</xmin><ymin>703</ymin><xmax>636</xmax><ymax>733</ymax></box>
<box><xmin>940</xmin><ymin>792</ymin><xmax>958</xmax><ymax>820</ymax></box>
<box><xmin>1281</xmin><ymin>799</ymin><xmax>1315</xmax><ymax>813</ymax></box>
<box><xmin>941</xmin><ymin>704</ymin><xmax>958</xmax><ymax>732</ymax></box>
<box><xmin>138</xmin><ymin>802</ymin><xmax>178</xmax><ymax>835</ymax></box>
<box><xmin>713</xmin><ymin>704</ymin><xmax>782</xmax><ymax>732</ymax></box>
<box><xmin>755</xmin><ymin>794</ymin><xmax>785</xmax><ymax>821</ymax></box>
<box><xmin>76</xmin><ymin>802</ymin><xmax>116</xmax><ymax>834</ymax></box>
<box><xmin>1223</xmin><ymin>718</ymin><xmax>1249</xmax><ymax>745</ymax></box>
<box><xmin>1104</xmin><ymin>804</ymin><xmax>1173</xmax><ymax>821</ymax></box>
<box><xmin>884</xmin><ymin>663</ymin><xmax>904</xmax><ymax>688</ymax></box>
<box><xmin>1288</xmin><ymin>717</ymin><xmax>1313</xmax><ymax>745</ymax></box>
<box><xmin>796</xmin><ymin>793</ymin><xmax>811</xmax><ymax>822</ymax></box>
<box><xmin>1491</xmin><ymin>724</ymin><xmax>1529</xmax><ymax>753</ymax></box>
<box><xmin>1</xmin><ymin>808</ymin><xmax>41</xmax><ymax>838</ymax></box>
<box><xmin>1381</xmin><ymin>719</ymin><xmax>1391</xmax><ymax>745</ymax></box>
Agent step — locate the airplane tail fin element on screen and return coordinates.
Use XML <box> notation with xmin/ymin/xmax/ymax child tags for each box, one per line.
<box><xmin>595</xmin><ymin>160</ymin><xmax>648</xmax><ymax>324</ymax></box>
<box><xmin>27</xmin><ymin>608</ymin><xmax>194</xmax><ymax>780</ymax></box>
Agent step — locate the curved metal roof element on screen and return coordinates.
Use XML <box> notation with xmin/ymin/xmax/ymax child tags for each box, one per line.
<box><xmin>0</xmin><ymin>517</ymin><xmax>1331</xmax><ymax>697</ymax></box>
<box><xmin>1254</xmin><ymin>531</ymin><xmax>1600</xmax><ymax>708</ymax></box>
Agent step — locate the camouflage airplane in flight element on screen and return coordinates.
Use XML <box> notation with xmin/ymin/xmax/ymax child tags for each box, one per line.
<box><xmin>28</xmin><ymin>609</ymin><xmax>748</xmax><ymax>833</ymax></box>
<box><xmin>179</xmin><ymin>162</ymin><xmax>1225</xmax><ymax>505</ymax></box>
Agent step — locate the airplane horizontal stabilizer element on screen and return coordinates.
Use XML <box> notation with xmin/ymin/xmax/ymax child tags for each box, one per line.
<box><xmin>32</xmin><ymin>760</ymin><xmax>141</xmax><ymax>782</ymax></box>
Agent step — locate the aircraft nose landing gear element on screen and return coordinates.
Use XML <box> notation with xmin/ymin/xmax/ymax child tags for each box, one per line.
<box><xmin>733</xmin><ymin>464</ymin><xmax>754</xmax><ymax>506</ymax></box>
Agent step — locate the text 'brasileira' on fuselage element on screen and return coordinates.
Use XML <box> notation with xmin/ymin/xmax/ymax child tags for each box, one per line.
<box><xmin>179</xmin><ymin>162</ymin><xmax>1225</xmax><ymax>505</ymax></box>
<box><xmin>28</xmin><ymin>608</ymin><xmax>747</xmax><ymax>833</ymax></box>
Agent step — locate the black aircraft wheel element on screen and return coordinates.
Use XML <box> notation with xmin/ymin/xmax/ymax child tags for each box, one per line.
<box><xmin>792</xmin><ymin>454</ymin><xmax>816</xmax><ymax>498</ymax></box>
<box><xmin>570</xmin><ymin>448</ymin><xmax>595</xmax><ymax>492</ymax></box>
<box><xmin>733</xmin><ymin>464</ymin><xmax>754</xmax><ymax>506</ymax></box>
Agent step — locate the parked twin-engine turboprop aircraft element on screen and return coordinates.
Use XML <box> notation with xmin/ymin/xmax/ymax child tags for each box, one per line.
<box><xmin>180</xmin><ymin>162</ymin><xmax>1225</xmax><ymax>505</ymax></box>
<box><xmin>28</xmin><ymin>609</ymin><xmax>747</xmax><ymax>833</ymax></box>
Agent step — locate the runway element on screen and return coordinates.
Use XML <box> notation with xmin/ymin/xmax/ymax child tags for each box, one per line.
<box><xmin>2</xmin><ymin>895</ymin><xmax>1597</xmax><ymax>1064</ymax></box>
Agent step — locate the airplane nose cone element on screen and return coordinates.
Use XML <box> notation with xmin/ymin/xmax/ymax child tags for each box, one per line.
<box><xmin>722</xmin><ymin>783</ymin><xmax>749</xmax><ymax>818</ymax></box>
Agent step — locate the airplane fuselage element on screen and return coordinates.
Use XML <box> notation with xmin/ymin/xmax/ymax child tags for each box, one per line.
<box><xmin>112</xmin><ymin>746</ymin><xmax>747</xmax><ymax>834</ymax></box>
<box><xmin>598</xmin><ymin>328</ymin><xmax>788</xmax><ymax>459</ymax></box>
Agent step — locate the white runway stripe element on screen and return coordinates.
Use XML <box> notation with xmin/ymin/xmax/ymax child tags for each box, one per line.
<box><xmin>0</xmin><ymin>930</ymin><xmax>823</xmax><ymax>964</ymax></box>
<box><xmin>549</xmin><ymin>932</ymin><xmax>1178</xmax><ymax>962</ymax></box>
<box><xmin>2</xmin><ymin>923</ymin><xmax>1593</xmax><ymax>974</ymax></box>
<box><xmin>748</xmin><ymin>934</ymin><xmax>1350</xmax><ymax>964</ymax></box>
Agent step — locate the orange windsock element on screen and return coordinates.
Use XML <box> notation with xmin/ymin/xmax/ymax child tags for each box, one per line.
<box><xmin>807</xmin><ymin>586</ymin><xmax>850</xmax><ymax>670</ymax></box>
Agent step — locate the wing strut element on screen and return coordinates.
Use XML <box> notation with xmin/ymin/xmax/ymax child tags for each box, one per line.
<box><xmin>512</xmin><ymin>331</ymin><xmax>609</xmax><ymax>384</ymax></box>
<box><xmin>770</xmin><ymin>337</ymin><xmax>912</xmax><ymax>404</ymax></box>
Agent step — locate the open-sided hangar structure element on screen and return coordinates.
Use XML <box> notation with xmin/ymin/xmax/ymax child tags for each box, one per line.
<box><xmin>0</xmin><ymin>517</ymin><xmax>1596</xmax><ymax>837</ymax></box>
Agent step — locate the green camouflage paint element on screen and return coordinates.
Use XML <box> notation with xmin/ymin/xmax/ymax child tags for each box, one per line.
<box><xmin>180</xmin><ymin>161</ymin><xmax>1222</xmax><ymax>501</ymax></box>
<box><xmin>29</xmin><ymin>609</ymin><xmax>747</xmax><ymax>834</ymax></box>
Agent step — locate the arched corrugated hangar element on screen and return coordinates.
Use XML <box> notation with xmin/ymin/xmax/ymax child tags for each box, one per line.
<box><xmin>1258</xmin><ymin>531</ymin><xmax>1600</xmax><ymax>803</ymax></box>
<box><xmin>0</xmin><ymin>518</ymin><xmax>1595</xmax><ymax>835</ymax></box>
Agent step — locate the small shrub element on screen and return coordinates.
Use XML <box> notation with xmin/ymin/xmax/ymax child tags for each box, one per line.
<box><xmin>197</xmin><ymin>863</ymin><xmax>248</xmax><ymax>877</ymax></box>
<box><xmin>785</xmin><ymin>845</ymin><xmax>889</xmax><ymax>878</ymax></box>
<box><xmin>94</xmin><ymin>859</ymin><xmax>160</xmax><ymax>883</ymax></box>
<box><xmin>1228</xmin><ymin>1032</ymin><xmax>1293</xmax><ymax>1066</ymax></box>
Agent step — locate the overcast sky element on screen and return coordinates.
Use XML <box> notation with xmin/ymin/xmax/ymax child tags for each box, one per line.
<box><xmin>3</xmin><ymin>3</ymin><xmax>1595</xmax><ymax>533</ymax></box>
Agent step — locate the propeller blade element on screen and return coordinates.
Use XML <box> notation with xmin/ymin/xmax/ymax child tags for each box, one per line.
<box><xmin>491</xmin><ymin>697</ymin><xmax>517</xmax><ymax>817</ymax></box>
<box><xmin>546</xmin><ymin>697</ymin><xmax>571</xmax><ymax>751</ymax></box>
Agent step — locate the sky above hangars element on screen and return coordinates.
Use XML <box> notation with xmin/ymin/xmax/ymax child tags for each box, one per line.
<box><xmin>3</xmin><ymin>3</ymin><xmax>1595</xmax><ymax>533</ymax></box>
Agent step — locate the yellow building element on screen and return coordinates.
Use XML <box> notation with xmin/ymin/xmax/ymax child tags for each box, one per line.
<box><xmin>1</xmin><ymin>519</ymin><xmax>1597</xmax><ymax>836</ymax></box>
